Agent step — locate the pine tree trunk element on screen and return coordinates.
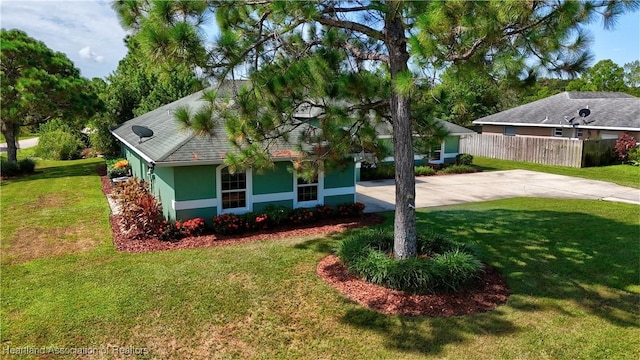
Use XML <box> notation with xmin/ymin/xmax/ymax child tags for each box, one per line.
<box><xmin>386</xmin><ymin>8</ymin><xmax>417</xmax><ymax>259</ymax></box>
<box><xmin>2</xmin><ymin>122</ymin><xmax>19</xmax><ymax>163</ymax></box>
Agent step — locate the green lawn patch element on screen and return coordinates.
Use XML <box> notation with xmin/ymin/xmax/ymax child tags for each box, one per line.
<box><xmin>0</xmin><ymin>132</ymin><xmax>37</xmax><ymax>143</ymax></box>
<box><xmin>474</xmin><ymin>156</ymin><xmax>640</xmax><ymax>189</ymax></box>
<box><xmin>1</xmin><ymin>157</ymin><xmax>638</xmax><ymax>358</ymax></box>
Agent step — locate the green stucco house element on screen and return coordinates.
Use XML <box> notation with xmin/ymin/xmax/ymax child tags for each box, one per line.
<box><xmin>379</xmin><ymin>119</ymin><xmax>476</xmax><ymax>165</ymax></box>
<box><xmin>111</xmin><ymin>89</ymin><xmax>357</xmax><ymax>223</ymax></box>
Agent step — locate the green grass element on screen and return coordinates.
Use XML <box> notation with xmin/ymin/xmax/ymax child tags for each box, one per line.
<box><xmin>1</xmin><ymin>157</ymin><xmax>638</xmax><ymax>359</ymax></box>
<box><xmin>474</xmin><ymin>156</ymin><xmax>640</xmax><ymax>189</ymax></box>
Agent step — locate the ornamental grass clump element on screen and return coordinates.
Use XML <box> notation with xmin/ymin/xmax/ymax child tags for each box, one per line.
<box><xmin>337</xmin><ymin>228</ymin><xmax>483</xmax><ymax>294</ymax></box>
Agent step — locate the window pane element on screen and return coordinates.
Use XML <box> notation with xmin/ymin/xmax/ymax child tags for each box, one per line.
<box><xmin>297</xmin><ymin>185</ymin><xmax>317</xmax><ymax>202</ymax></box>
<box><xmin>222</xmin><ymin>191</ymin><xmax>246</xmax><ymax>209</ymax></box>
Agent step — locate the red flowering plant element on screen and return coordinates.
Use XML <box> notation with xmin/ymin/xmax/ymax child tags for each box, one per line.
<box><xmin>314</xmin><ymin>205</ymin><xmax>334</xmax><ymax>220</ymax></box>
<box><xmin>179</xmin><ymin>218</ymin><xmax>206</xmax><ymax>236</ymax></box>
<box><xmin>337</xmin><ymin>202</ymin><xmax>366</xmax><ymax>218</ymax></box>
<box><xmin>157</xmin><ymin>221</ymin><xmax>183</xmax><ymax>242</ymax></box>
<box><xmin>213</xmin><ymin>213</ymin><xmax>245</xmax><ymax>235</ymax></box>
<box><xmin>288</xmin><ymin>207</ymin><xmax>316</xmax><ymax>225</ymax></box>
<box><xmin>242</xmin><ymin>212</ymin><xmax>270</xmax><ymax>231</ymax></box>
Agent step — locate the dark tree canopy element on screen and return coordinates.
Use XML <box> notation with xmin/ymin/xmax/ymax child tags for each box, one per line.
<box><xmin>1</xmin><ymin>28</ymin><xmax>101</xmax><ymax>163</ymax></box>
<box><xmin>115</xmin><ymin>0</ymin><xmax>638</xmax><ymax>259</ymax></box>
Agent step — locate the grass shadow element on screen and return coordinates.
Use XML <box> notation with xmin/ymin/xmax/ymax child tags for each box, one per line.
<box><xmin>341</xmin><ymin>307</ymin><xmax>517</xmax><ymax>356</ymax></box>
<box><xmin>415</xmin><ymin>205</ymin><xmax>639</xmax><ymax>328</ymax></box>
<box><xmin>0</xmin><ymin>159</ymin><xmax>103</xmax><ymax>186</ymax></box>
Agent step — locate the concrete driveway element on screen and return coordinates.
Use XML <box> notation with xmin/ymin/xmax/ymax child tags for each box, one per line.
<box><xmin>357</xmin><ymin>170</ymin><xmax>640</xmax><ymax>212</ymax></box>
<box><xmin>0</xmin><ymin>137</ymin><xmax>39</xmax><ymax>152</ymax></box>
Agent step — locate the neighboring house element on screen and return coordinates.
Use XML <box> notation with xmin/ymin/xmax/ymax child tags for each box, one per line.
<box><xmin>111</xmin><ymin>89</ymin><xmax>357</xmax><ymax>223</ymax></box>
<box><xmin>377</xmin><ymin>119</ymin><xmax>476</xmax><ymax>164</ymax></box>
<box><xmin>473</xmin><ymin>92</ymin><xmax>640</xmax><ymax>141</ymax></box>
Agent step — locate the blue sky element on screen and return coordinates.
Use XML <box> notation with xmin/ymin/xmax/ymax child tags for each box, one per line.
<box><xmin>1</xmin><ymin>1</ymin><xmax>638</xmax><ymax>79</ymax></box>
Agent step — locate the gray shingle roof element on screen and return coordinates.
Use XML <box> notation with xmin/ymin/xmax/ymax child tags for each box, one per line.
<box><xmin>112</xmin><ymin>83</ymin><xmax>475</xmax><ymax>165</ymax></box>
<box><xmin>111</xmin><ymin>84</ymin><xmax>305</xmax><ymax>165</ymax></box>
<box><xmin>473</xmin><ymin>92</ymin><xmax>640</xmax><ymax>130</ymax></box>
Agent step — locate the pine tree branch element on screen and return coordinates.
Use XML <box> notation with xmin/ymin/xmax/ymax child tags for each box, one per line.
<box><xmin>321</xmin><ymin>5</ymin><xmax>374</xmax><ymax>14</ymax></box>
<box><xmin>343</xmin><ymin>42</ymin><xmax>389</xmax><ymax>63</ymax></box>
<box><xmin>316</xmin><ymin>16</ymin><xmax>385</xmax><ymax>41</ymax></box>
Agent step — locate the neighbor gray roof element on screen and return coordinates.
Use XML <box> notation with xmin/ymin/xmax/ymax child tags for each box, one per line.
<box><xmin>473</xmin><ymin>92</ymin><xmax>640</xmax><ymax>130</ymax></box>
<box><xmin>111</xmin><ymin>84</ymin><xmax>306</xmax><ymax>166</ymax></box>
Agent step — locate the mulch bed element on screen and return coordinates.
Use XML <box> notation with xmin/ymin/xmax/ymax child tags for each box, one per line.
<box><xmin>100</xmin><ymin>166</ymin><xmax>509</xmax><ymax>316</ymax></box>
<box><xmin>317</xmin><ymin>255</ymin><xmax>510</xmax><ymax>317</ymax></box>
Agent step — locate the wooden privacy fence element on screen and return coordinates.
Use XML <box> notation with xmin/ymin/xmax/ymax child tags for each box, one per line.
<box><xmin>460</xmin><ymin>134</ymin><xmax>617</xmax><ymax>168</ymax></box>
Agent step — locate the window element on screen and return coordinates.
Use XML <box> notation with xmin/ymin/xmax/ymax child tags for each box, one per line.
<box><xmin>429</xmin><ymin>143</ymin><xmax>442</xmax><ymax>162</ymax></box>
<box><xmin>297</xmin><ymin>174</ymin><xmax>318</xmax><ymax>202</ymax></box>
<box><xmin>221</xmin><ymin>167</ymin><xmax>246</xmax><ymax>209</ymax></box>
<box><xmin>503</xmin><ymin>126</ymin><xmax>516</xmax><ymax>136</ymax></box>
<box><xmin>576</xmin><ymin>128</ymin><xmax>583</xmax><ymax>138</ymax></box>
<box><xmin>553</xmin><ymin>128</ymin><xmax>563</xmax><ymax>137</ymax></box>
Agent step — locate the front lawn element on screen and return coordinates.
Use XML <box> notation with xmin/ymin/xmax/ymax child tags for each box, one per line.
<box><xmin>1</xmin><ymin>157</ymin><xmax>638</xmax><ymax>359</ymax></box>
<box><xmin>474</xmin><ymin>156</ymin><xmax>640</xmax><ymax>189</ymax></box>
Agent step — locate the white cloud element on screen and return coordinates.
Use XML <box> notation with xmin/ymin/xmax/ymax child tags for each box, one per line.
<box><xmin>0</xmin><ymin>0</ymin><xmax>129</xmax><ymax>78</ymax></box>
<box><xmin>79</xmin><ymin>46</ymin><xmax>104</xmax><ymax>63</ymax></box>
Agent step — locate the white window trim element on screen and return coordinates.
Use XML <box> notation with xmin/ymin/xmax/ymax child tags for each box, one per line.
<box><xmin>216</xmin><ymin>165</ymin><xmax>252</xmax><ymax>214</ymax></box>
<box><xmin>293</xmin><ymin>166</ymin><xmax>324</xmax><ymax>208</ymax></box>
<box><xmin>427</xmin><ymin>141</ymin><xmax>446</xmax><ymax>164</ymax></box>
<box><xmin>553</xmin><ymin>128</ymin><xmax>563</xmax><ymax>137</ymax></box>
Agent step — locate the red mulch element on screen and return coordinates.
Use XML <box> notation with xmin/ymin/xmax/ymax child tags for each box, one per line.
<box><xmin>317</xmin><ymin>255</ymin><xmax>510</xmax><ymax>317</ymax></box>
<box><xmin>100</xmin><ymin>167</ymin><xmax>510</xmax><ymax>317</ymax></box>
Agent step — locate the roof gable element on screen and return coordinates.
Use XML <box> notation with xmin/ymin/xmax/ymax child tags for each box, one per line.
<box><xmin>473</xmin><ymin>92</ymin><xmax>640</xmax><ymax>130</ymax></box>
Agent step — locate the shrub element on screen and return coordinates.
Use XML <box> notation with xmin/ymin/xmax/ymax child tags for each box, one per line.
<box><xmin>437</xmin><ymin>164</ymin><xmax>477</xmax><ymax>174</ymax></box>
<box><xmin>81</xmin><ymin>148</ymin><xmax>99</xmax><ymax>158</ymax></box>
<box><xmin>360</xmin><ymin>162</ymin><xmax>395</xmax><ymax>181</ymax></box>
<box><xmin>158</xmin><ymin>222</ymin><xmax>183</xmax><ymax>242</ymax></box>
<box><xmin>263</xmin><ymin>205</ymin><xmax>289</xmax><ymax>227</ymax></box>
<box><xmin>1</xmin><ymin>158</ymin><xmax>37</xmax><ymax>177</ymax></box>
<box><xmin>107</xmin><ymin>158</ymin><xmax>131</xmax><ymax>179</ymax></box>
<box><xmin>414</xmin><ymin>166</ymin><xmax>436</xmax><ymax>176</ymax></box>
<box><xmin>35</xmin><ymin>129</ymin><xmax>84</xmax><ymax>160</ymax></box>
<box><xmin>455</xmin><ymin>153</ymin><xmax>474</xmax><ymax>165</ymax></box>
<box><xmin>337</xmin><ymin>228</ymin><xmax>483</xmax><ymax>293</ymax></box>
<box><xmin>178</xmin><ymin>218</ymin><xmax>206</xmax><ymax>237</ymax></box>
<box><xmin>1</xmin><ymin>159</ymin><xmax>20</xmax><ymax>177</ymax></box>
<box><xmin>88</xmin><ymin>118</ymin><xmax>120</xmax><ymax>156</ymax></box>
<box><xmin>18</xmin><ymin>158</ymin><xmax>36</xmax><ymax>173</ymax></box>
<box><xmin>112</xmin><ymin>178</ymin><xmax>164</xmax><ymax>239</ymax></box>
<box><xmin>337</xmin><ymin>202</ymin><xmax>366</xmax><ymax>217</ymax></box>
<box><xmin>288</xmin><ymin>207</ymin><xmax>315</xmax><ymax>225</ymax></box>
<box><xmin>614</xmin><ymin>132</ymin><xmax>637</xmax><ymax>162</ymax></box>
<box><xmin>628</xmin><ymin>147</ymin><xmax>640</xmax><ymax>166</ymax></box>
<box><xmin>242</xmin><ymin>212</ymin><xmax>269</xmax><ymax>231</ymax></box>
<box><xmin>212</xmin><ymin>213</ymin><xmax>245</xmax><ymax>235</ymax></box>
<box><xmin>314</xmin><ymin>205</ymin><xmax>334</xmax><ymax>220</ymax></box>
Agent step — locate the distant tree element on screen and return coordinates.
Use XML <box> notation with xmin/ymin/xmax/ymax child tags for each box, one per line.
<box><xmin>566</xmin><ymin>59</ymin><xmax>628</xmax><ymax>92</ymax></box>
<box><xmin>89</xmin><ymin>36</ymin><xmax>205</xmax><ymax>155</ymax></box>
<box><xmin>623</xmin><ymin>60</ymin><xmax>640</xmax><ymax>96</ymax></box>
<box><xmin>115</xmin><ymin>0</ymin><xmax>638</xmax><ymax>259</ymax></box>
<box><xmin>0</xmin><ymin>29</ymin><xmax>100</xmax><ymax>163</ymax></box>
<box><xmin>623</xmin><ymin>60</ymin><xmax>640</xmax><ymax>87</ymax></box>
<box><xmin>430</xmin><ymin>67</ymin><xmax>502</xmax><ymax>126</ymax></box>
